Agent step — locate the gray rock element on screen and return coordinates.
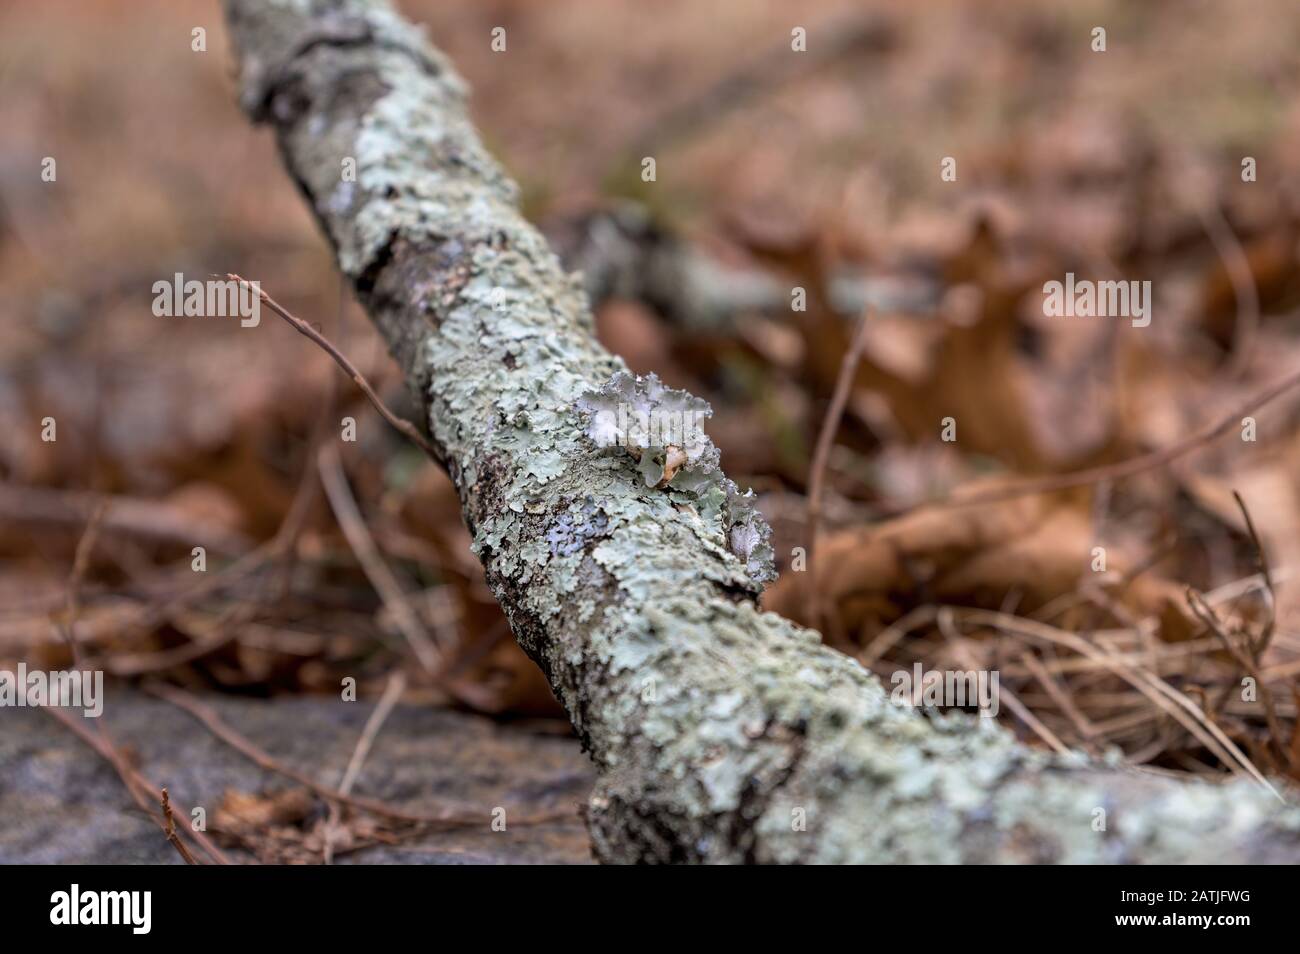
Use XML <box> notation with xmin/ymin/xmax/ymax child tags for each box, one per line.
<box><xmin>0</xmin><ymin>691</ymin><xmax>593</xmax><ymax>864</ymax></box>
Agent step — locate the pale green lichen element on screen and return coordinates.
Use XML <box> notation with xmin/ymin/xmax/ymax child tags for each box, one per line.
<box><xmin>578</xmin><ymin>371</ymin><xmax>776</xmax><ymax>583</ymax></box>
<box><xmin>329</xmin><ymin>46</ymin><xmax>779</xmax><ymax>597</ymax></box>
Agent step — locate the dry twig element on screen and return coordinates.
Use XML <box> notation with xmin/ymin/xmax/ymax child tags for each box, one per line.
<box><xmin>324</xmin><ymin>670</ymin><xmax>408</xmax><ymax>863</ymax></box>
<box><xmin>230</xmin><ymin>274</ymin><xmax>440</xmax><ymax>460</ymax></box>
<box><xmin>881</xmin><ymin>365</ymin><xmax>1300</xmax><ymax>517</ymax></box>
<box><xmin>146</xmin><ymin>681</ymin><xmax>570</xmax><ymax>829</ymax></box>
<box><xmin>161</xmin><ymin>788</ymin><xmax>198</xmax><ymax>865</ymax></box>
<box><xmin>806</xmin><ymin>305</ymin><xmax>872</xmax><ymax>634</ymax></box>
<box><xmin>41</xmin><ymin>706</ymin><xmax>230</xmax><ymax>864</ymax></box>
<box><xmin>317</xmin><ymin>443</ymin><xmax>443</xmax><ymax>675</ymax></box>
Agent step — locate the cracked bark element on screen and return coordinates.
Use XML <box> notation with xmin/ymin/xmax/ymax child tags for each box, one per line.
<box><xmin>222</xmin><ymin>0</ymin><xmax>1300</xmax><ymax>863</ymax></box>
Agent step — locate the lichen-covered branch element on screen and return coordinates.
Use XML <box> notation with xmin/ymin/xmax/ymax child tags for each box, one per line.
<box><xmin>222</xmin><ymin>0</ymin><xmax>1300</xmax><ymax>863</ymax></box>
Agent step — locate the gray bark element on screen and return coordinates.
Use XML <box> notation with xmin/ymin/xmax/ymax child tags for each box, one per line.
<box><xmin>221</xmin><ymin>0</ymin><xmax>1300</xmax><ymax>863</ymax></box>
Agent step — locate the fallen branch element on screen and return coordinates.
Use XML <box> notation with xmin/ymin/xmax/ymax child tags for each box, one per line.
<box><xmin>221</xmin><ymin>0</ymin><xmax>1300</xmax><ymax>862</ymax></box>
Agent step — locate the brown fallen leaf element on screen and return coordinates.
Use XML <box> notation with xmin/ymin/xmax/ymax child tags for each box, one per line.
<box><xmin>765</xmin><ymin>486</ymin><xmax>1196</xmax><ymax>648</ymax></box>
<box><xmin>215</xmin><ymin>786</ymin><xmax>315</xmax><ymax>830</ymax></box>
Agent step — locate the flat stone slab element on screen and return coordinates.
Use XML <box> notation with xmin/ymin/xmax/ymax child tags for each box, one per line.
<box><xmin>0</xmin><ymin>691</ymin><xmax>594</xmax><ymax>864</ymax></box>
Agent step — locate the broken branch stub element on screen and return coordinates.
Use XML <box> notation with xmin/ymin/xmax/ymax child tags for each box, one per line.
<box><xmin>222</xmin><ymin>0</ymin><xmax>1300</xmax><ymax>863</ymax></box>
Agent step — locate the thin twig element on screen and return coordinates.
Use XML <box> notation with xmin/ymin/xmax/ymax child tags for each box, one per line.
<box><xmin>937</xmin><ymin>608</ymin><xmax>1070</xmax><ymax>754</ymax></box>
<box><xmin>338</xmin><ymin>671</ymin><xmax>408</xmax><ymax>795</ymax></box>
<box><xmin>324</xmin><ymin>670</ymin><xmax>408</xmax><ymax>864</ymax></box>
<box><xmin>806</xmin><ymin>305</ymin><xmax>872</xmax><ymax>633</ymax></box>
<box><xmin>856</xmin><ymin>604</ymin><xmax>937</xmax><ymax>667</ymax></box>
<box><xmin>878</xmin><ymin>364</ymin><xmax>1300</xmax><ymax>518</ymax></box>
<box><xmin>1232</xmin><ymin>490</ymin><xmax>1277</xmax><ymax>658</ymax></box>
<box><xmin>273</xmin><ymin>276</ymin><xmax>345</xmax><ymax>603</ymax></box>
<box><xmin>317</xmin><ymin>442</ymin><xmax>444</xmax><ymax>674</ymax></box>
<box><xmin>161</xmin><ymin>788</ymin><xmax>197</xmax><ymax>865</ymax></box>
<box><xmin>41</xmin><ymin>706</ymin><xmax>231</xmax><ymax>864</ymax></box>
<box><xmin>230</xmin><ymin>274</ymin><xmax>440</xmax><ymax>460</ymax></box>
<box><xmin>58</xmin><ymin>501</ymin><xmax>106</xmax><ymax>669</ymax></box>
<box><xmin>1020</xmin><ymin>650</ymin><xmax>1099</xmax><ymax>744</ymax></box>
<box><xmin>46</xmin><ymin>505</ymin><xmax>226</xmax><ymax>863</ymax></box>
<box><xmin>145</xmin><ymin>682</ymin><xmax>570</xmax><ymax>828</ymax></box>
<box><xmin>1186</xmin><ymin>588</ymin><xmax>1289</xmax><ymax>769</ymax></box>
<box><xmin>1196</xmin><ymin>196</ymin><xmax>1260</xmax><ymax>376</ymax></box>
<box><xmin>955</xmin><ymin>608</ymin><xmax>1278</xmax><ymax>796</ymax></box>
<box><xmin>94</xmin><ymin>420</ymin><xmax>325</xmax><ymax>674</ymax></box>
<box><xmin>0</xmin><ymin>483</ymin><xmax>250</xmax><ymax>555</ymax></box>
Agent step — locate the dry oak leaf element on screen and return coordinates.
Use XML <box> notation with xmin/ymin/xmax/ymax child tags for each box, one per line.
<box><xmin>765</xmin><ymin>488</ymin><xmax>1195</xmax><ymax>647</ymax></box>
